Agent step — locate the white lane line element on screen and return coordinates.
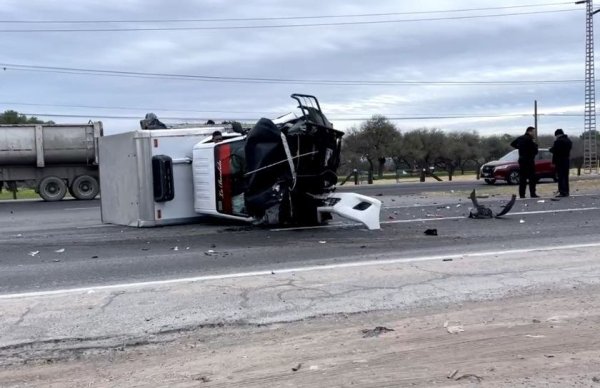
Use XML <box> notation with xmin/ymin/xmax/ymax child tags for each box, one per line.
<box><xmin>382</xmin><ymin>193</ymin><xmax>600</xmax><ymax>210</ymax></box>
<box><xmin>2</xmin><ymin>241</ymin><xmax>600</xmax><ymax>300</ymax></box>
<box><xmin>510</xmin><ymin>207</ymin><xmax>600</xmax><ymax>216</ymax></box>
<box><xmin>272</xmin><ymin>206</ymin><xmax>600</xmax><ymax>231</ymax></box>
<box><xmin>65</xmin><ymin>207</ymin><xmax>100</xmax><ymax>211</ymax></box>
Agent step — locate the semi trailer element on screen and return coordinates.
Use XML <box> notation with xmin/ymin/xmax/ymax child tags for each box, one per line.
<box><xmin>0</xmin><ymin>122</ymin><xmax>103</xmax><ymax>201</ymax></box>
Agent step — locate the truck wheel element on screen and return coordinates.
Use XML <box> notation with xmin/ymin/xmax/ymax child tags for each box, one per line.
<box><xmin>484</xmin><ymin>178</ymin><xmax>496</xmax><ymax>185</ymax></box>
<box><xmin>38</xmin><ymin>176</ymin><xmax>67</xmax><ymax>201</ymax></box>
<box><xmin>71</xmin><ymin>175</ymin><xmax>100</xmax><ymax>200</ymax></box>
<box><xmin>507</xmin><ymin>170</ymin><xmax>520</xmax><ymax>185</ymax></box>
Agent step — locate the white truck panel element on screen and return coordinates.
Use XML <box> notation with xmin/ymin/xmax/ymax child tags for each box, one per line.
<box><xmin>99</xmin><ymin>128</ymin><xmax>219</xmax><ymax>227</ymax></box>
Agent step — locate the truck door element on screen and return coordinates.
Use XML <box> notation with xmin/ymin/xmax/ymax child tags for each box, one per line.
<box><xmin>214</xmin><ymin>139</ymin><xmax>247</xmax><ymax>217</ymax></box>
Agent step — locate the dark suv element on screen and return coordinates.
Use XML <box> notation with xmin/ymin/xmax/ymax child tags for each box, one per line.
<box><xmin>480</xmin><ymin>149</ymin><xmax>556</xmax><ymax>185</ymax></box>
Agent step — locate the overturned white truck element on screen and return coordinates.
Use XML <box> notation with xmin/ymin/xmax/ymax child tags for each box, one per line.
<box><xmin>99</xmin><ymin>94</ymin><xmax>381</xmax><ymax>229</ymax></box>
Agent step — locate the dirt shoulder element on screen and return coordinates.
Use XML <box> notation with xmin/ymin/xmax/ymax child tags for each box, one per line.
<box><xmin>1</xmin><ymin>286</ymin><xmax>600</xmax><ymax>388</ymax></box>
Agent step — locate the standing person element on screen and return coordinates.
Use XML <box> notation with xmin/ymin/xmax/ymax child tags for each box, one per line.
<box><xmin>510</xmin><ymin>126</ymin><xmax>539</xmax><ymax>198</ymax></box>
<box><xmin>549</xmin><ymin>128</ymin><xmax>572</xmax><ymax>197</ymax></box>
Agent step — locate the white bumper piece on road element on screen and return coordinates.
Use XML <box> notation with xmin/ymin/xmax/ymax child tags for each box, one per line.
<box><xmin>317</xmin><ymin>192</ymin><xmax>382</xmax><ymax>230</ymax></box>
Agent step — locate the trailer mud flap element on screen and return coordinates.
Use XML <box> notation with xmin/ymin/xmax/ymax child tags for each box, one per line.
<box><xmin>152</xmin><ymin>155</ymin><xmax>175</xmax><ymax>202</ymax></box>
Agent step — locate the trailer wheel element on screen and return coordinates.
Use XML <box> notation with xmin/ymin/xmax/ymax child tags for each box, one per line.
<box><xmin>38</xmin><ymin>176</ymin><xmax>67</xmax><ymax>201</ymax></box>
<box><xmin>71</xmin><ymin>175</ymin><xmax>99</xmax><ymax>200</ymax></box>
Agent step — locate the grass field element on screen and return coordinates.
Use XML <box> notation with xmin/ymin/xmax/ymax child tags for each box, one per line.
<box><xmin>0</xmin><ymin>189</ymin><xmax>39</xmax><ymax>200</ymax></box>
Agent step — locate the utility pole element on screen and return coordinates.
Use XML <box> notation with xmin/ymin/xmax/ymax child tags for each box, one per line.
<box><xmin>576</xmin><ymin>0</ymin><xmax>599</xmax><ymax>173</ymax></box>
<box><xmin>534</xmin><ymin>100</ymin><xmax>538</xmax><ymax>139</ymax></box>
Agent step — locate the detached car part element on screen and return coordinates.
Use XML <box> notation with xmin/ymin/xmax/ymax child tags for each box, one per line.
<box><xmin>468</xmin><ymin>189</ymin><xmax>517</xmax><ymax>219</ymax></box>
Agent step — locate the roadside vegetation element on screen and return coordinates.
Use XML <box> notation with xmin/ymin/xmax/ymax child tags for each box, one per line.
<box><xmin>341</xmin><ymin>115</ymin><xmax>598</xmax><ymax>183</ymax></box>
<box><xmin>0</xmin><ymin>188</ymin><xmax>39</xmax><ymax>200</ymax></box>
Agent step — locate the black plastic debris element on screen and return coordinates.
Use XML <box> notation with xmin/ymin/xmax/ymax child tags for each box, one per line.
<box><xmin>424</xmin><ymin>229</ymin><xmax>438</xmax><ymax>236</ymax></box>
<box><xmin>361</xmin><ymin>326</ymin><xmax>395</xmax><ymax>338</ymax></box>
<box><xmin>292</xmin><ymin>363</ymin><xmax>302</xmax><ymax>372</ymax></box>
<box><xmin>454</xmin><ymin>374</ymin><xmax>483</xmax><ymax>382</ymax></box>
<box><xmin>468</xmin><ymin>189</ymin><xmax>516</xmax><ymax>219</ymax></box>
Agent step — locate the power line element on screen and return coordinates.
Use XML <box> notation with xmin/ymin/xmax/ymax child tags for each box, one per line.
<box><xmin>0</xmin><ymin>101</ymin><xmax>279</xmax><ymax>115</ymax></box>
<box><xmin>0</xmin><ymin>2</ymin><xmax>573</xmax><ymax>24</ymax></box>
<box><xmin>0</xmin><ymin>63</ymin><xmax>584</xmax><ymax>86</ymax></box>
<box><xmin>0</xmin><ymin>9</ymin><xmax>579</xmax><ymax>32</ymax></box>
<box><xmin>13</xmin><ymin>111</ymin><xmax>588</xmax><ymax>122</ymax></box>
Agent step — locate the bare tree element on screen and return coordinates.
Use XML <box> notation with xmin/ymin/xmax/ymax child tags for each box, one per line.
<box><xmin>342</xmin><ymin>116</ymin><xmax>399</xmax><ymax>182</ymax></box>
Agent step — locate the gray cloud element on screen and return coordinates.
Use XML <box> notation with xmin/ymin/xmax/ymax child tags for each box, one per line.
<box><xmin>0</xmin><ymin>0</ymin><xmax>592</xmax><ymax>137</ymax></box>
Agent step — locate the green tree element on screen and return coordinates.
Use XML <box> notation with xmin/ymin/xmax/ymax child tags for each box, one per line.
<box><xmin>0</xmin><ymin>110</ymin><xmax>54</xmax><ymax>124</ymax></box>
<box><xmin>343</xmin><ymin>115</ymin><xmax>400</xmax><ymax>182</ymax></box>
<box><xmin>448</xmin><ymin>131</ymin><xmax>482</xmax><ymax>175</ymax></box>
<box><xmin>481</xmin><ymin>134</ymin><xmax>513</xmax><ymax>162</ymax></box>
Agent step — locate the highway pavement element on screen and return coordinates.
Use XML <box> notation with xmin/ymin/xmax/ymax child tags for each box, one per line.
<box><xmin>1</xmin><ymin>179</ymin><xmax>600</xmax><ymax>295</ymax></box>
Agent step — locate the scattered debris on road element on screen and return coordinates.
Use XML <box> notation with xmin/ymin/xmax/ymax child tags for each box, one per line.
<box><xmin>292</xmin><ymin>363</ymin><xmax>302</xmax><ymax>372</ymax></box>
<box><xmin>172</xmin><ymin>246</ymin><xmax>179</xmax><ymax>251</ymax></box>
<box><xmin>444</xmin><ymin>320</ymin><xmax>465</xmax><ymax>334</ymax></box>
<box><xmin>468</xmin><ymin>189</ymin><xmax>516</xmax><ymax>219</ymax></box>
<box><xmin>361</xmin><ymin>326</ymin><xmax>395</xmax><ymax>338</ymax></box>
<box><xmin>454</xmin><ymin>373</ymin><xmax>483</xmax><ymax>382</ymax></box>
<box><xmin>520</xmin><ymin>219</ymin><xmax>526</xmax><ymax>224</ymax></box>
<box><xmin>424</xmin><ymin>229</ymin><xmax>438</xmax><ymax>236</ymax></box>
<box><xmin>28</xmin><ymin>251</ymin><xmax>39</xmax><ymax>257</ymax></box>
<box><xmin>442</xmin><ymin>258</ymin><xmax>453</xmax><ymax>262</ymax></box>
<box><xmin>54</xmin><ymin>248</ymin><xmax>65</xmax><ymax>253</ymax></box>
<box><xmin>447</xmin><ymin>369</ymin><xmax>459</xmax><ymax>379</ymax></box>
<box><xmin>191</xmin><ymin>375</ymin><xmax>211</xmax><ymax>383</ymax></box>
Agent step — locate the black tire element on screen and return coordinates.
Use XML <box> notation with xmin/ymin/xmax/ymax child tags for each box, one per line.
<box><xmin>38</xmin><ymin>176</ymin><xmax>67</xmax><ymax>201</ymax></box>
<box><xmin>70</xmin><ymin>175</ymin><xmax>100</xmax><ymax>200</ymax></box>
<box><xmin>484</xmin><ymin>178</ymin><xmax>496</xmax><ymax>185</ymax></box>
<box><xmin>507</xmin><ymin>170</ymin><xmax>520</xmax><ymax>185</ymax></box>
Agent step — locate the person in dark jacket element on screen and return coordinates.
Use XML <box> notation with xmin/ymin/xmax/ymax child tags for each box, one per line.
<box><xmin>510</xmin><ymin>126</ymin><xmax>539</xmax><ymax>198</ymax></box>
<box><xmin>549</xmin><ymin>128</ymin><xmax>572</xmax><ymax>197</ymax></box>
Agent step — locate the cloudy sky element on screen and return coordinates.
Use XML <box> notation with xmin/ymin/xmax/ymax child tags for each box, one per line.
<box><xmin>0</xmin><ymin>0</ymin><xmax>593</xmax><ymax>136</ymax></box>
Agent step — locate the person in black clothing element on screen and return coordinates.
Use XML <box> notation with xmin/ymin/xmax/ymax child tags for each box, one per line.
<box><xmin>549</xmin><ymin>128</ymin><xmax>572</xmax><ymax>197</ymax></box>
<box><xmin>510</xmin><ymin>126</ymin><xmax>539</xmax><ymax>198</ymax></box>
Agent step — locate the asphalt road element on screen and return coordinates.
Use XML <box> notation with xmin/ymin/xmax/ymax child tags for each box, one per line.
<box><xmin>1</xmin><ymin>180</ymin><xmax>600</xmax><ymax>295</ymax></box>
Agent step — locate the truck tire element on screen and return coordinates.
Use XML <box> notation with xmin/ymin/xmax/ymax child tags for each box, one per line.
<box><xmin>71</xmin><ymin>175</ymin><xmax>100</xmax><ymax>200</ymax></box>
<box><xmin>38</xmin><ymin>176</ymin><xmax>67</xmax><ymax>201</ymax></box>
